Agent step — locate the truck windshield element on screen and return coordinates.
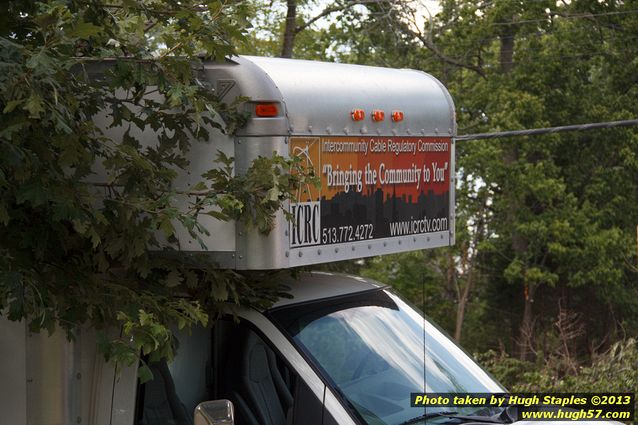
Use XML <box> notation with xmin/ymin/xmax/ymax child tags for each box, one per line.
<box><xmin>268</xmin><ymin>288</ymin><xmax>504</xmax><ymax>425</ymax></box>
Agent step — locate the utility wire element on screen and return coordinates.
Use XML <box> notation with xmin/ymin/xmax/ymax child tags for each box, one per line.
<box><xmin>481</xmin><ymin>8</ymin><xmax>638</xmax><ymax>27</ymax></box>
<box><xmin>456</xmin><ymin>118</ymin><xmax>638</xmax><ymax>141</ymax></box>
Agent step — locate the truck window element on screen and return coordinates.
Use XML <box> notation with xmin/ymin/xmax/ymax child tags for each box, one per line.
<box><xmin>134</xmin><ymin>325</ymin><xmax>211</xmax><ymax>425</ymax></box>
<box><xmin>268</xmin><ymin>289</ymin><xmax>504</xmax><ymax>425</ymax></box>
<box><xmin>133</xmin><ymin>319</ymin><xmax>322</xmax><ymax>425</ymax></box>
<box><xmin>214</xmin><ymin>319</ymin><xmax>323</xmax><ymax>425</ymax></box>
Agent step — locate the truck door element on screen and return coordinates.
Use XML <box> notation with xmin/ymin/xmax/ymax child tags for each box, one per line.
<box><xmin>132</xmin><ymin>318</ymin><xmax>328</xmax><ymax>425</ymax></box>
<box><xmin>212</xmin><ymin>318</ymin><xmax>323</xmax><ymax>425</ymax></box>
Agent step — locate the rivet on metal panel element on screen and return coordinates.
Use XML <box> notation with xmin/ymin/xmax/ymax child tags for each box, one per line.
<box><xmin>352</xmin><ymin>246</ymin><xmax>355</xmax><ymax>251</ymax></box>
<box><xmin>76</xmin><ymin>373</ymin><xmax>81</xmax><ymax>380</ymax></box>
<box><xmin>427</xmin><ymin>236</ymin><xmax>430</xmax><ymax>242</ymax></box>
<box><xmin>318</xmin><ymin>249</ymin><xmax>322</xmax><ymax>255</ymax></box>
<box><xmin>326</xmin><ymin>127</ymin><xmax>332</xmax><ymax>134</ymax></box>
<box><xmin>335</xmin><ymin>247</ymin><xmax>339</xmax><ymax>253</ymax></box>
<box><xmin>441</xmin><ymin>234</ymin><xmax>444</xmax><ymax>239</ymax></box>
<box><xmin>239</xmin><ymin>255</ymin><xmax>243</xmax><ymax>259</ymax></box>
<box><xmin>76</xmin><ymin>417</ymin><xmax>82</xmax><ymax>424</ymax></box>
<box><xmin>308</xmin><ymin>125</ymin><xmax>313</xmax><ymax>133</ymax></box>
<box><xmin>284</xmin><ymin>230</ymin><xmax>289</xmax><ymax>236</ymax></box>
<box><xmin>434</xmin><ymin>128</ymin><xmax>439</xmax><ymax>134</ymax></box>
<box><xmin>360</xmin><ymin>126</ymin><xmax>367</xmax><ymax>134</ymax></box>
<box><xmin>420</xmin><ymin>129</ymin><xmax>425</xmax><ymax>134</ymax></box>
<box><xmin>285</xmin><ymin>251</ymin><xmax>289</xmax><ymax>257</ymax></box>
<box><xmin>392</xmin><ymin>129</ymin><xmax>397</xmax><ymax>136</ymax></box>
<box><xmin>298</xmin><ymin>251</ymin><xmax>303</xmax><ymax>257</ymax></box>
<box><xmin>368</xmin><ymin>244</ymin><xmax>372</xmax><ymax>249</ymax></box>
<box><xmin>383</xmin><ymin>242</ymin><xmax>387</xmax><ymax>247</ymax></box>
<box><xmin>406</xmin><ymin>129</ymin><xmax>411</xmax><ymax>135</ymax></box>
<box><xmin>413</xmin><ymin>236</ymin><xmax>417</xmax><ymax>242</ymax></box>
<box><xmin>448</xmin><ymin>128</ymin><xmax>452</xmax><ymax>134</ymax></box>
<box><xmin>231</xmin><ymin>254</ymin><xmax>235</xmax><ymax>258</ymax></box>
<box><xmin>398</xmin><ymin>240</ymin><xmax>402</xmax><ymax>245</ymax></box>
<box><xmin>343</xmin><ymin>128</ymin><xmax>349</xmax><ymax>135</ymax></box>
<box><xmin>238</xmin><ymin>231</ymin><xmax>243</xmax><ymax>236</ymax></box>
<box><xmin>237</xmin><ymin>139</ymin><xmax>241</xmax><ymax>144</ymax></box>
<box><xmin>376</xmin><ymin>128</ymin><xmax>382</xmax><ymax>135</ymax></box>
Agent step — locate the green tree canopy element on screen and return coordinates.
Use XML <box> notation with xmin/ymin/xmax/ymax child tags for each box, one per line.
<box><xmin>0</xmin><ymin>0</ymin><xmax>313</xmax><ymax>375</ymax></box>
<box><xmin>265</xmin><ymin>0</ymin><xmax>638</xmax><ymax>362</ymax></box>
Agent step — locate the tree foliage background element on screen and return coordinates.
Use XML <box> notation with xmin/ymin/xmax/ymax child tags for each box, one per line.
<box><xmin>241</xmin><ymin>0</ymin><xmax>638</xmax><ymax>383</ymax></box>
<box><xmin>0</xmin><ymin>0</ymin><xmax>316</xmax><ymax>376</ymax></box>
<box><xmin>1</xmin><ymin>0</ymin><xmax>638</xmax><ymax>393</ymax></box>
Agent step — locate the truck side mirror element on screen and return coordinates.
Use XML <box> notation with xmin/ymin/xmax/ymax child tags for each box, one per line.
<box><xmin>194</xmin><ymin>399</ymin><xmax>234</xmax><ymax>425</ymax></box>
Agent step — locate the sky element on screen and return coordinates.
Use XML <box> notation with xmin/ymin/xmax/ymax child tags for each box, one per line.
<box><xmin>308</xmin><ymin>1</ymin><xmax>443</xmax><ymax>29</ymax></box>
<box><xmin>420</xmin><ymin>0</ymin><xmax>443</xmax><ymax>16</ymax></box>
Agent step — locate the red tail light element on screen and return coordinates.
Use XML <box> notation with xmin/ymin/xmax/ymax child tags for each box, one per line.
<box><xmin>255</xmin><ymin>103</ymin><xmax>278</xmax><ymax>117</ymax></box>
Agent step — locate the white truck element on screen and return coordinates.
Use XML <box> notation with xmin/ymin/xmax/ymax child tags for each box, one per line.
<box><xmin>1</xmin><ymin>56</ymin><xmax>596</xmax><ymax>425</ymax></box>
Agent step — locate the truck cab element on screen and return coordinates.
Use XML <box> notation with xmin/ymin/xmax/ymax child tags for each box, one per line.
<box><xmin>134</xmin><ymin>272</ymin><xmax>503</xmax><ymax>425</ymax></box>
<box><xmin>2</xmin><ymin>272</ymin><xmax>626</xmax><ymax>425</ymax></box>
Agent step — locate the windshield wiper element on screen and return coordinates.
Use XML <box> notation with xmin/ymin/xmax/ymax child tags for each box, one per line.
<box><xmin>398</xmin><ymin>411</ymin><xmax>510</xmax><ymax>425</ymax></box>
<box><xmin>399</xmin><ymin>411</ymin><xmax>460</xmax><ymax>425</ymax></box>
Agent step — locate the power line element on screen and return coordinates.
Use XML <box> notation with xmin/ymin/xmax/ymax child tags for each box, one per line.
<box><xmin>456</xmin><ymin>119</ymin><xmax>638</xmax><ymax>141</ymax></box>
<box><xmin>466</xmin><ymin>22</ymin><xmax>638</xmax><ymax>48</ymax></box>
<box><xmin>486</xmin><ymin>8</ymin><xmax>638</xmax><ymax>26</ymax></box>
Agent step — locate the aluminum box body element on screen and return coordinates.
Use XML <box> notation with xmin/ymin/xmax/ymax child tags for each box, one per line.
<box><xmin>95</xmin><ymin>56</ymin><xmax>456</xmax><ymax>269</ymax></box>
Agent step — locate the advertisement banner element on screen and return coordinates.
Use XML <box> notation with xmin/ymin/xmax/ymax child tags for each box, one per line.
<box><xmin>289</xmin><ymin>136</ymin><xmax>452</xmax><ymax>248</ymax></box>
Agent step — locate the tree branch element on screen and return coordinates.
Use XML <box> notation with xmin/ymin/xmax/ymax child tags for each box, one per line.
<box><xmin>400</xmin><ymin>5</ymin><xmax>487</xmax><ymax>78</ymax></box>
<box><xmin>295</xmin><ymin>0</ymin><xmax>374</xmax><ymax>34</ymax></box>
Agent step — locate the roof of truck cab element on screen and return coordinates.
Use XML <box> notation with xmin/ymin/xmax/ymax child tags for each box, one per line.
<box><xmin>268</xmin><ymin>271</ymin><xmax>388</xmax><ymax>310</ymax></box>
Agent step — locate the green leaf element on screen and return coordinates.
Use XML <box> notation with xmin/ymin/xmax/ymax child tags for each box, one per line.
<box><xmin>211</xmin><ymin>282</ymin><xmax>228</xmax><ymax>301</ymax></box>
<box><xmin>3</xmin><ymin>99</ymin><xmax>23</xmax><ymax>113</ymax></box>
<box><xmin>25</xmin><ymin>93</ymin><xmax>45</xmax><ymax>118</ymax></box>
<box><xmin>164</xmin><ymin>270</ymin><xmax>182</xmax><ymax>288</ymax></box>
<box><xmin>69</xmin><ymin>21</ymin><xmax>103</xmax><ymax>38</ymax></box>
<box><xmin>16</xmin><ymin>182</ymin><xmax>48</xmax><ymax>206</ymax></box>
<box><xmin>159</xmin><ymin>218</ymin><xmax>175</xmax><ymax>238</ymax></box>
<box><xmin>202</xmin><ymin>210</ymin><xmax>229</xmax><ymax>221</ymax></box>
<box><xmin>72</xmin><ymin>219</ymin><xmax>89</xmax><ymax>234</ymax></box>
<box><xmin>89</xmin><ymin>229</ymin><xmax>102</xmax><ymax>249</ymax></box>
<box><xmin>138</xmin><ymin>364</ymin><xmax>154</xmax><ymax>384</ymax></box>
<box><xmin>190</xmin><ymin>181</ymin><xmax>207</xmax><ymax>191</ymax></box>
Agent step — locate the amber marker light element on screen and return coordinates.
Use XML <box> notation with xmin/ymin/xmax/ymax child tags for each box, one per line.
<box><xmin>372</xmin><ymin>109</ymin><xmax>385</xmax><ymax>122</ymax></box>
<box><xmin>391</xmin><ymin>110</ymin><xmax>404</xmax><ymax>122</ymax></box>
<box><xmin>255</xmin><ymin>103</ymin><xmax>278</xmax><ymax>117</ymax></box>
<box><xmin>351</xmin><ymin>108</ymin><xmax>365</xmax><ymax>121</ymax></box>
